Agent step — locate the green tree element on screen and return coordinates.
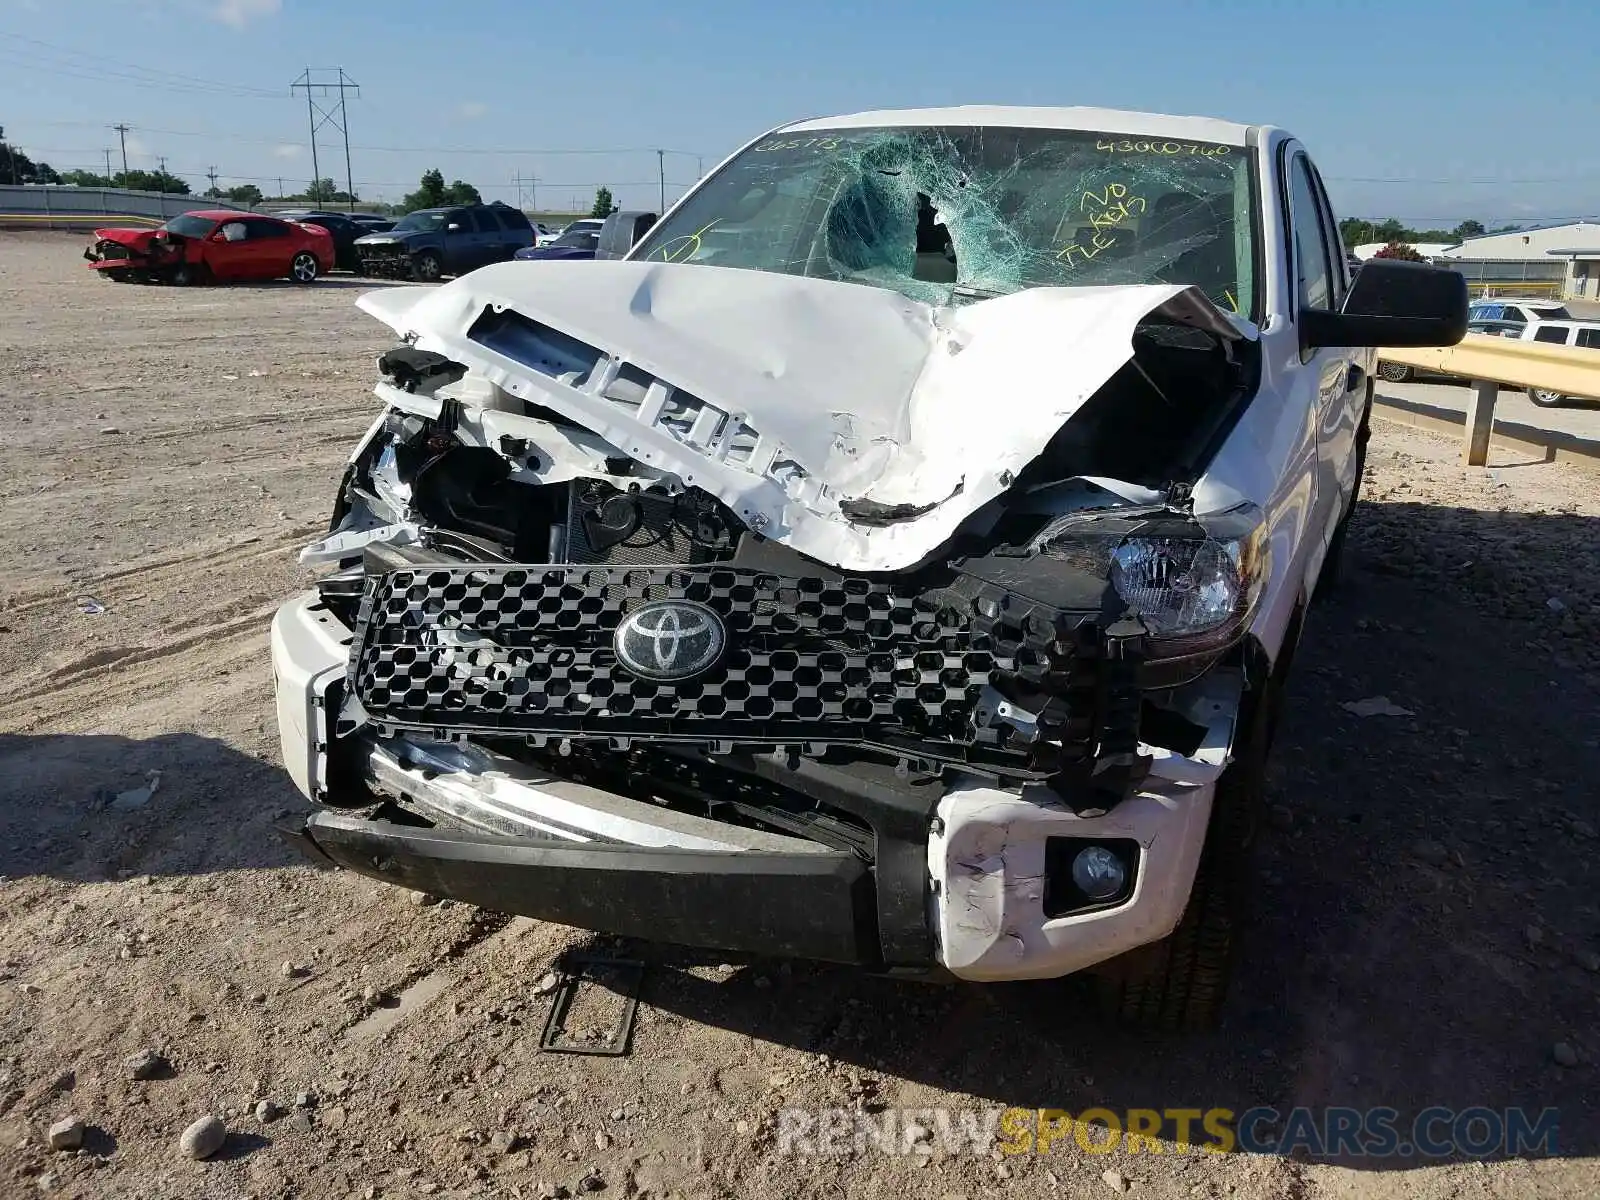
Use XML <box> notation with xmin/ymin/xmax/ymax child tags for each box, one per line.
<box><xmin>305</xmin><ymin>177</ymin><xmax>339</xmax><ymax>202</ymax></box>
<box><xmin>60</xmin><ymin>169</ymin><xmax>113</xmax><ymax>187</ymax></box>
<box><xmin>1373</xmin><ymin>241</ymin><xmax>1425</xmax><ymax>262</ymax></box>
<box><xmin>441</xmin><ymin>180</ymin><xmax>480</xmax><ymax>205</ymax></box>
<box><xmin>403</xmin><ymin>168</ymin><xmax>447</xmax><ymax>210</ymax></box>
<box><xmin>226</xmin><ymin>183</ymin><xmax>263</xmax><ymax>206</ymax></box>
<box><xmin>1453</xmin><ymin>219</ymin><xmax>1485</xmax><ymax>239</ymax></box>
<box><xmin>591</xmin><ymin>185</ymin><xmax>615</xmax><ymax>218</ymax></box>
<box><xmin>116</xmin><ymin>169</ymin><xmax>191</xmax><ymax>195</ymax></box>
<box><xmin>0</xmin><ymin>130</ymin><xmax>59</xmax><ymax>184</ymax></box>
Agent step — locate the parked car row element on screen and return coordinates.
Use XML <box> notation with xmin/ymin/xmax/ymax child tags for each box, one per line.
<box><xmin>82</xmin><ymin>200</ymin><xmax>659</xmax><ymax>287</ymax></box>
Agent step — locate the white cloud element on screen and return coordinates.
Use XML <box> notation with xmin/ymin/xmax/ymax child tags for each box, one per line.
<box><xmin>124</xmin><ymin>136</ymin><xmax>151</xmax><ymax>158</ymax></box>
<box><xmin>272</xmin><ymin>143</ymin><xmax>303</xmax><ymax>160</ymax></box>
<box><xmin>211</xmin><ymin>0</ymin><xmax>281</xmax><ymax>28</ymax></box>
<box><xmin>457</xmin><ymin>102</ymin><xmax>489</xmax><ymax>119</ymax></box>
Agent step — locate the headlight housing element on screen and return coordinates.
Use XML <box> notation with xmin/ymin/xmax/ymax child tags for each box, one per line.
<box><xmin>1033</xmin><ymin>506</ymin><xmax>1269</xmax><ymax>684</ymax></box>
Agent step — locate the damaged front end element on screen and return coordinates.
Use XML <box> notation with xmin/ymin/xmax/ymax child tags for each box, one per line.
<box><xmin>275</xmin><ymin>259</ymin><xmax>1264</xmax><ymax>981</ymax></box>
<box><xmin>83</xmin><ymin>229</ymin><xmax>185</xmax><ymax>277</ymax></box>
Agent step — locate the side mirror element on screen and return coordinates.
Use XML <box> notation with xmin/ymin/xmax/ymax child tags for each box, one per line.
<box><xmin>446</xmin><ymin>222</ymin><xmax>462</xmax><ymax>232</ymax></box>
<box><xmin>1302</xmin><ymin>258</ymin><xmax>1468</xmax><ymax>349</ymax></box>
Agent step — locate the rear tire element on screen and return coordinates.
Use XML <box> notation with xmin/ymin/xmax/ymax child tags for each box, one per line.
<box><xmin>1094</xmin><ymin>662</ymin><xmax>1283</xmax><ymax>1031</ymax></box>
<box><xmin>290</xmin><ymin>252</ymin><xmax>320</xmax><ymax>284</ymax></box>
<box><xmin>1377</xmin><ymin>361</ymin><xmax>1413</xmax><ymax>383</ymax></box>
<box><xmin>413</xmin><ymin>251</ymin><xmax>443</xmax><ymax>282</ymax></box>
<box><xmin>1529</xmin><ymin>387</ymin><xmax>1566</xmax><ymax>407</ymax></box>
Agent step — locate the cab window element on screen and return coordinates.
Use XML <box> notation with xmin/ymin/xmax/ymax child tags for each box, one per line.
<box><xmin>1287</xmin><ymin>153</ymin><xmax>1333</xmax><ymax>313</ymax></box>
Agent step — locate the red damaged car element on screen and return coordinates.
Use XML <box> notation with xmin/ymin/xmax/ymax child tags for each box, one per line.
<box><xmin>84</xmin><ymin>210</ymin><xmax>335</xmax><ymax>285</ymax></box>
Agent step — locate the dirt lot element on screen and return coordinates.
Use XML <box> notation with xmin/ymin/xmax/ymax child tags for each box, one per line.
<box><xmin>1</xmin><ymin>231</ymin><xmax>1597</xmax><ymax>1199</ymax></box>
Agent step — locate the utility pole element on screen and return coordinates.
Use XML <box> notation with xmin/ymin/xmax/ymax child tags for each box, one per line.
<box><xmin>113</xmin><ymin>123</ymin><xmax>130</xmax><ymax>176</ymax></box>
<box><xmin>156</xmin><ymin>155</ymin><xmax>168</xmax><ymax>174</ymax></box>
<box><xmin>657</xmin><ymin>148</ymin><xmax>666</xmax><ymax>213</ymax></box>
<box><xmin>103</xmin><ymin>148</ymin><xmax>113</xmax><ymax>178</ymax></box>
<box><xmin>291</xmin><ymin>68</ymin><xmax>360</xmax><ymax>210</ymax></box>
<box><xmin>206</xmin><ymin>165</ymin><xmax>219</xmax><ymax>194</ymax></box>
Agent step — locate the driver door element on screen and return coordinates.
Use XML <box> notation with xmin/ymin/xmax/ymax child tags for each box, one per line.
<box><xmin>1285</xmin><ymin>149</ymin><xmax>1362</xmax><ymax>557</ymax></box>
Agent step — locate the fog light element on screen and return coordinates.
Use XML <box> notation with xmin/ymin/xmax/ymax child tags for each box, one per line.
<box><xmin>1071</xmin><ymin>845</ymin><xmax>1127</xmax><ymax>901</ymax></box>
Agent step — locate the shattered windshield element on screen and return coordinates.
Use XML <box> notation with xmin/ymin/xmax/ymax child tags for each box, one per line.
<box><xmin>161</xmin><ymin>214</ymin><xmax>217</xmax><ymax>239</ymax></box>
<box><xmin>633</xmin><ymin>125</ymin><xmax>1256</xmax><ymax>316</ymax></box>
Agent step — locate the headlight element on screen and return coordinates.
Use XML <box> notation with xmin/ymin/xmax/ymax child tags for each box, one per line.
<box><xmin>1031</xmin><ymin>506</ymin><xmax>1268</xmax><ymax>679</ymax></box>
<box><xmin>1110</xmin><ymin>531</ymin><xmax>1265</xmax><ymax>644</ymax></box>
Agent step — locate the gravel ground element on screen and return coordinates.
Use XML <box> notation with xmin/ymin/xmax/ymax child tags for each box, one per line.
<box><xmin>1</xmin><ymin>232</ymin><xmax>1597</xmax><ymax>1199</ymax></box>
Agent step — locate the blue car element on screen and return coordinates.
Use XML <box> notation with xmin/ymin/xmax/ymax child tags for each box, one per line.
<box><xmin>514</xmin><ymin>226</ymin><xmax>601</xmax><ymax>261</ymax></box>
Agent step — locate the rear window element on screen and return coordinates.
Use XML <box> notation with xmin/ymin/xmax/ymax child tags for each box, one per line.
<box><xmin>1533</xmin><ymin>325</ymin><xmax>1568</xmax><ymax>344</ymax></box>
<box><xmin>493</xmin><ymin>206</ymin><xmax>532</xmax><ymax>231</ymax></box>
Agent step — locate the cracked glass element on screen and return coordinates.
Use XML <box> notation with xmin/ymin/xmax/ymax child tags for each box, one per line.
<box><xmin>633</xmin><ymin>125</ymin><xmax>1255</xmax><ymax>316</ymax></box>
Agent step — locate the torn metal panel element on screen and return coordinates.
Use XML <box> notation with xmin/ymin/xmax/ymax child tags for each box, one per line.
<box><xmin>356</xmin><ymin>262</ymin><xmax>1247</xmax><ymax>572</ymax></box>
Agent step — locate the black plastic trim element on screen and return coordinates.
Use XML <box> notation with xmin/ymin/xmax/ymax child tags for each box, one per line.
<box><xmin>294</xmin><ymin>811</ymin><xmax>882</xmax><ymax>965</ymax></box>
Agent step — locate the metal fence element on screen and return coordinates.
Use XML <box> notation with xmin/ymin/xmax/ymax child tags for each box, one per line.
<box><xmin>1380</xmin><ymin>333</ymin><xmax>1600</xmax><ymax>465</ymax></box>
<box><xmin>1437</xmin><ymin>258</ymin><xmax>1566</xmax><ymax>299</ymax></box>
<box><xmin>0</xmin><ymin>185</ymin><xmax>244</xmax><ymax>232</ymax></box>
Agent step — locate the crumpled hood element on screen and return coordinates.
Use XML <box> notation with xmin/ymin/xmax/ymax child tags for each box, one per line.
<box><xmin>357</xmin><ymin>231</ymin><xmax>426</xmax><ymax>245</ymax></box>
<box><xmin>356</xmin><ymin>260</ymin><xmax>1252</xmax><ymax>572</ymax></box>
<box><xmin>91</xmin><ymin>227</ymin><xmax>161</xmax><ymax>249</ymax></box>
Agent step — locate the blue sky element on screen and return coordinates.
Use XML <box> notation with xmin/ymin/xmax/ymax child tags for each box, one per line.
<box><xmin>4</xmin><ymin>0</ymin><xmax>1599</xmax><ymax>223</ymax></box>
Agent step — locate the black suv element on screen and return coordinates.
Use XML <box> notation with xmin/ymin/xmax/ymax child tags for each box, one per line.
<box><xmin>355</xmin><ymin>202</ymin><xmax>536</xmax><ymax>281</ymax></box>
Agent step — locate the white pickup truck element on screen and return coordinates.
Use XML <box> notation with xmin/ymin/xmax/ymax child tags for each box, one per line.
<box><xmin>271</xmin><ymin>106</ymin><xmax>1466</xmax><ymax>1029</ymax></box>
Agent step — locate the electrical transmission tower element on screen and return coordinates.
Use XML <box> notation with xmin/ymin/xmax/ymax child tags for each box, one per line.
<box><xmin>513</xmin><ymin>170</ymin><xmax>538</xmax><ymax>212</ymax></box>
<box><xmin>290</xmin><ymin>68</ymin><xmax>359</xmax><ymax>210</ymax></box>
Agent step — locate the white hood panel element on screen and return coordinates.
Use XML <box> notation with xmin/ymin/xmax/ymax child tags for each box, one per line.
<box><xmin>357</xmin><ymin>261</ymin><xmax>1248</xmax><ymax>572</ymax></box>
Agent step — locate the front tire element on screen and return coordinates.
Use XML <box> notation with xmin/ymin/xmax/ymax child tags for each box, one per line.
<box><xmin>1529</xmin><ymin>387</ymin><xmax>1566</xmax><ymax>407</ymax></box>
<box><xmin>1377</xmin><ymin>361</ymin><xmax>1413</xmax><ymax>383</ymax></box>
<box><xmin>412</xmin><ymin>251</ymin><xmax>443</xmax><ymax>282</ymax></box>
<box><xmin>1094</xmin><ymin>664</ymin><xmax>1283</xmax><ymax>1031</ymax></box>
<box><xmin>290</xmin><ymin>252</ymin><xmax>320</xmax><ymax>284</ymax></box>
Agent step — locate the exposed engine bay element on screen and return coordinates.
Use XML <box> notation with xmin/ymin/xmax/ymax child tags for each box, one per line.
<box><xmin>303</xmin><ymin>262</ymin><xmax>1262</xmax><ymax>859</ymax></box>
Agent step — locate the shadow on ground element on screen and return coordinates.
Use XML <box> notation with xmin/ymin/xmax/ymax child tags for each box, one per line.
<box><xmin>0</xmin><ymin>731</ymin><xmax>310</xmax><ymax>883</ymax></box>
<box><xmin>631</xmin><ymin>500</ymin><xmax>1600</xmax><ymax>1168</ymax></box>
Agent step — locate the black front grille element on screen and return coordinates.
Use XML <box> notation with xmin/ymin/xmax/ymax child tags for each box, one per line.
<box><xmin>347</xmin><ymin>565</ymin><xmax>1087</xmax><ymax>770</ymax></box>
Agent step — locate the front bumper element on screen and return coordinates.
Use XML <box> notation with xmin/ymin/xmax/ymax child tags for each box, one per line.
<box><xmin>272</xmin><ymin>589</ymin><xmax>1226</xmax><ymax>980</ymax></box>
<box><xmin>357</xmin><ymin>243</ymin><xmax>418</xmax><ymax>278</ymax></box>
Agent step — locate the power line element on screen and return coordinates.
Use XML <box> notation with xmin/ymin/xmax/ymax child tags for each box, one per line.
<box><xmin>0</xmin><ymin>32</ymin><xmax>282</xmax><ymax>97</ymax></box>
<box><xmin>12</xmin><ymin>119</ymin><xmax>708</xmax><ymax>160</ymax></box>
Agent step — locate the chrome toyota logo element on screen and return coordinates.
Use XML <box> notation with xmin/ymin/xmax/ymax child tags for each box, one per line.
<box><xmin>613</xmin><ymin>600</ymin><xmax>725</xmax><ymax>681</ymax></box>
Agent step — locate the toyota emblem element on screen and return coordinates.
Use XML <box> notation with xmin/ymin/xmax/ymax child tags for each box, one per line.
<box><xmin>613</xmin><ymin>600</ymin><xmax>726</xmax><ymax>681</ymax></box>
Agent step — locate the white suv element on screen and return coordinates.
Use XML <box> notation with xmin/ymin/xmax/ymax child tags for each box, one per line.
<box><xmin>270</xmin><ymin>106</ymin><xmax>1465</xmax><ymax>1029</ymax></box>
<box><xmin>1520</xmin><ymin>318</ymin><xmax>1600</xmax><ymax>405</ymax></box>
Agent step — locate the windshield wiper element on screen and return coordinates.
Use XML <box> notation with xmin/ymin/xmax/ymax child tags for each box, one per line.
<box><xmin>951</xmin><ymin>283</ymin><xmax>1007</xmax><ymax>301</ymax></box>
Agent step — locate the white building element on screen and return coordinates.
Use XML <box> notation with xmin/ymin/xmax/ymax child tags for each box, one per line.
<box><xmin>1432</xmin><ymin>221</ymin><xmax>1600</xmax><ymax>300</ymax></box>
